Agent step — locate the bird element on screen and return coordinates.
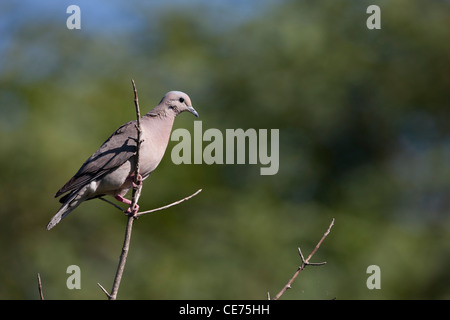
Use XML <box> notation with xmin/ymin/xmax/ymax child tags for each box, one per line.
<box><xmin>47</xmin><ymin>91</ymin><xmax>199</xmax><ymax>230</ymax></box>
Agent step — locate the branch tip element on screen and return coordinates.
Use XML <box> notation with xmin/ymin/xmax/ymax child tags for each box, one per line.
<box><xmin>97</xmin><ymin>282</ymin><xmax>111</xmax><ymax>299</ymax></box>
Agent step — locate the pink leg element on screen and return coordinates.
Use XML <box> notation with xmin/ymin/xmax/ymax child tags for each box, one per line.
<box><xmin>115</xmin><ymin>195</ymin><xmax>140</xmax><ymax>215</ymax></box>
<box><xmin>115</xmin><ymin>194</ymin><xmax>132</xmax><ymax>206</ymax></box>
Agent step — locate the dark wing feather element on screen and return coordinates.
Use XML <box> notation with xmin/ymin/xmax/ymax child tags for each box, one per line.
<box><xmin>55</xmin><ymin>120</ymin><xmax>138</xmax><ymax>198</ymax></box>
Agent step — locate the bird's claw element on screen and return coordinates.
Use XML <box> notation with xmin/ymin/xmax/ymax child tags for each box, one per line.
<box><xmin>125</xmin><ymin>203</ymin><xmax>139</xmax><ymax>216</ymax></box>
<box><xmin>131</xmin><ymin>173</ymin><xmax>143</xmax><ymax>189</ymax></box>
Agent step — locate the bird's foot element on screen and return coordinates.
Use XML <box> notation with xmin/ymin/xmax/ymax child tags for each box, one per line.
<box><xmin>126</xmin><ymin>203</ymin><xmax>139</xmax><ymax>217</ymax></box>
<box><xmin>132</xmin><ymin>174</ymin><xmax>143</xmax><ymax>189</ymax></box>
<box><xmin>115</xmin><ymin>195</ymin><xmax>139</xmax><ymax>216</ymax></box>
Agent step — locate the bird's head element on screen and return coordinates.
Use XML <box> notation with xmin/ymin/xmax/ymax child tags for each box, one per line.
<box><xmin>160</xmin><ymin>91</ymin><xmax>199</xmax><ymax>118</ymax></box>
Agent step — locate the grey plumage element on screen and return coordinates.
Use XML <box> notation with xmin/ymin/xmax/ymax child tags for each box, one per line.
<box><xmin>47</xmin><ymin>91</ymin><xmax>198</xmax><ymax>230</ymax></box>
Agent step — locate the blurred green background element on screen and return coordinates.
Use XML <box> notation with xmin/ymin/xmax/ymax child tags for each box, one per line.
<box><xmin>1</xmin><ymin>0</ymin><xmax>449</xmax><ymax>299</ymax></box>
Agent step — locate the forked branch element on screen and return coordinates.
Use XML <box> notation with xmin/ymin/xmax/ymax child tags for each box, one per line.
<box><xmin>268</xmin><ymin>218</ymin><xmax>335</xmax><ymax>300</ymax></box>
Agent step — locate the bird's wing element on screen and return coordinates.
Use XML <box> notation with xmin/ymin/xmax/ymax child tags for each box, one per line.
<box><xmin>55</xmin><ymin>120</ymin><xmax>138</xmax><ymax>198</ymax></box>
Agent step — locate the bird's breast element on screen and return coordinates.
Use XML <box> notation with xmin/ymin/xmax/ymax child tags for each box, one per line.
<box><xmin>137</xmin><ymin>118</ymin><xmax>173</xmax><ymax>177</ymax></box>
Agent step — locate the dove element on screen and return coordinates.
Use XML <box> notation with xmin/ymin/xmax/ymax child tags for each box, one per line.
<box><xmin>47</xmin><ymin>91</ymin><xmax>198</xmax><ymax>230</ymax></box>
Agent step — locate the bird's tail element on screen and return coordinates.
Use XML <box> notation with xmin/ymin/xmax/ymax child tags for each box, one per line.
<box><xmin>47</xmin><ymin>191</ymin><xmax>85</xmax><ymax>230</ymax></box>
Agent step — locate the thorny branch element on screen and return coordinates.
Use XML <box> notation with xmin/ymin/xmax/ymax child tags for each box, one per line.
<box><xmin>268</xmin><ymin>218</ymin><xmax>335</xmax><ymax>300</ymax></box>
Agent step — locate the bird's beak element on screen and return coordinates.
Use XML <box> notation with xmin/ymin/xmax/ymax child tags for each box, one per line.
<box><xmin>188</xmin><ymin>106</ymin><xmax>199</xmax><ymax>118</ymax></box>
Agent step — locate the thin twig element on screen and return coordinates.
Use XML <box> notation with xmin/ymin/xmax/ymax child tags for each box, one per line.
<box><xmin>135</xmin><ymin>189</ymin><xmax>202</xmax><ymax>217</ymax></box>
<box><xmin>130</xmin><ymin>78</ymin><xmax>143</xmax><ymax>216</ymax></box>
<box><xmin>304</xmin><ymin>218</ymin><xmax>334</xmax><ymax>263</ymax></box>
<box><xmin>37</xmin><ymin>273</ymin><xmax>44</xmax><ymax>300</ymax></box>
<box><xmin>270</xmin><ymin>218</ymin><xmax>335</xmax><ymax>300</ymax></box>
<box><xmin>297</xmin><ymin>247</ymin><xmax>326</xmax><ymax>266</ymax></box>
<box><xmin>99</xmin><ymin>196</ymin><xmax>126</xmax><ymax>213</ymax></box>
<box><xmin>97</xmin><ymin>282</ymin><xmax>111</xmax><ymax>299</ymax></box>
<box><xmin>100</xmin><ymin>190</ymin><xmax>202</xmax><ymax>217</ymax></box>
<box><xmin>100</xmin><ymin>190</ymin><xmax>203</xmax><ymax>218</ymax></box>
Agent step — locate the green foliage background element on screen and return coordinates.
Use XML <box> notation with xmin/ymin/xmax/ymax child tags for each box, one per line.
<box><xmin>0</xmin><ymin>0</ymin><xmax>449</xmax><ymax>299</ymax></box>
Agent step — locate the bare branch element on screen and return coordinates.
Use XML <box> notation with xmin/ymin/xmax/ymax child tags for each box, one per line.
<box><xmin>98</xmin><ymin>188</ymin><xmax>202</xmax><ymax>299</ymax></box>
<box><xmin>298</xmin><ymin>247</ymin><xmax>326</xmax><ymax>266</ymax></box>
<box><xmin>107</xmin><ymin>214</ymin><xmax>134</xmax><ymax>300</ymax></box>
<box><xmin>270</xmin><ymin>218</ymin><xmax>335</xmax><ymax>300</ymax></box>
<box><xmin>99</xmin><ymin>196</ymin><xmax>127</xmax><ymax>213</ymax></box>
<box><xmin>130</xmin><ymin>78</ymin><xmax>143</xmax><ymax>217</ymax></box>
<box><xmin>105</xmin><ymin>79</ymin><xmax>143</xmax><ymax>300</ymax></box>
<box><xmin>304</xmin><ymin>218</ymin><xmax>334</xmax><ymax>262</ymax></box>
<box><xmin>100</xmin><ymin>190</ymin><xmax>202</xmax><ymax>217</ymax></box>
<box><xmin>37</xmin><ymin>273</ymin><xmax>44</xmax><ymax>300</ymax></box>
<box><xmin>135</xmin><ymin>189</ymin><xmax>202</xmax><ymax>217</ymax></box>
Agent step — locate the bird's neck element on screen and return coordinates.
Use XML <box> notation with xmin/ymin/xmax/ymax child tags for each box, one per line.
<box><xmin>142</xmin><ymin>111</ymin><xmax>176</xmax><ymax>135</ymax></box>
<box><xmin>146</xmin><ymin>105</ymin><xmax>176</xmax><ymax>119</ymax></box>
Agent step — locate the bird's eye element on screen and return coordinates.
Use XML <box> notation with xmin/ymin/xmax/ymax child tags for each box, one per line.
<box><xmin>179</xmin><ymin>97</ymin><xmax>185</xmax><ymax>103</ymax></box>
